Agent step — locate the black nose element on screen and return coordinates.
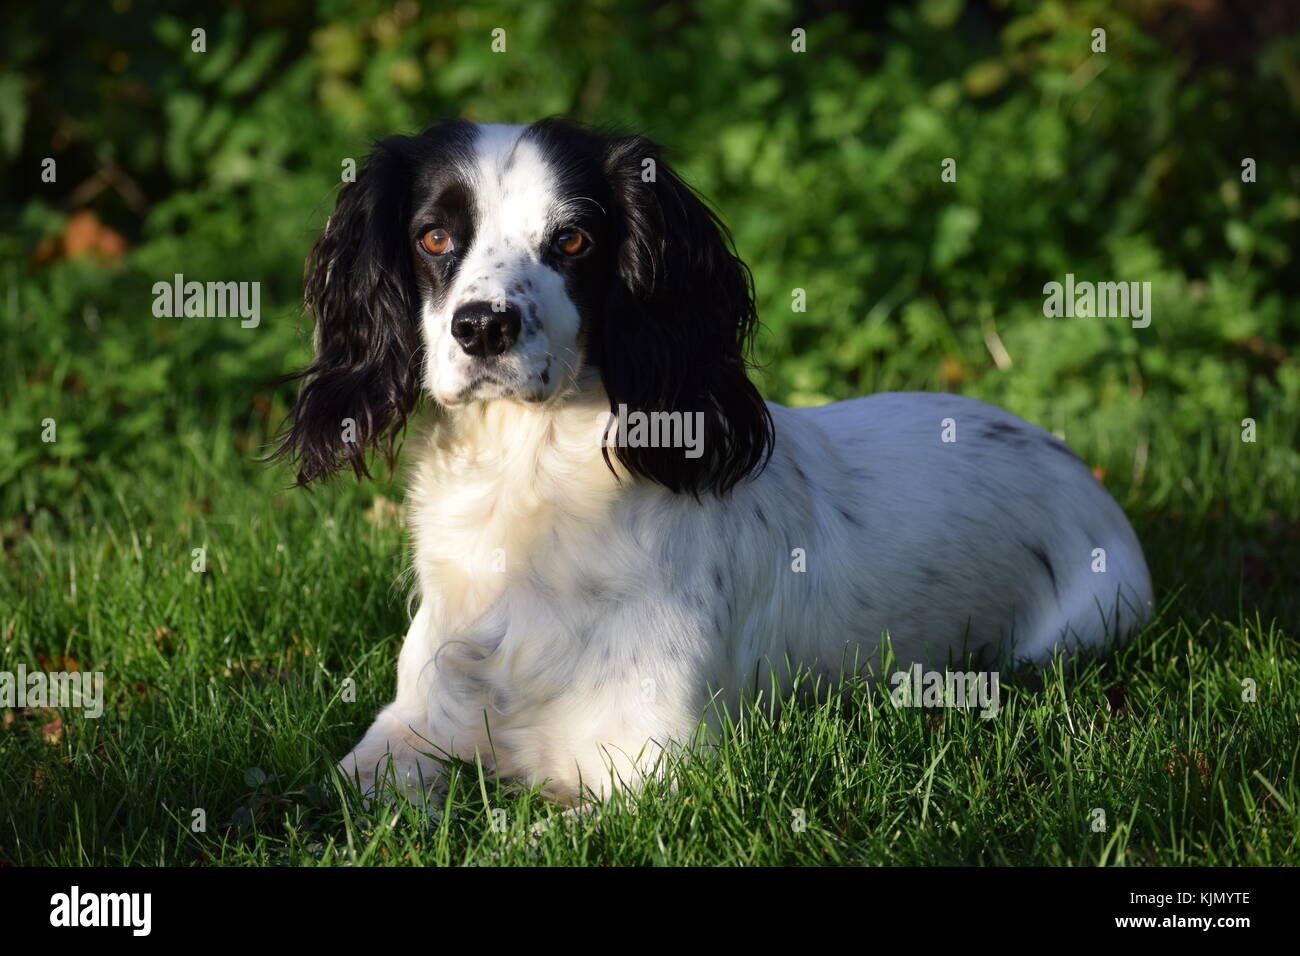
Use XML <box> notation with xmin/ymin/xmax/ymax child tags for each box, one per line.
<box><xmin>451</xmin><ymin>302</ymin><xmax>522</xmax><ymax>358</ymax></box>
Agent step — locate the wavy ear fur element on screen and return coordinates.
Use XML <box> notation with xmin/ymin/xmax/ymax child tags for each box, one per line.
<box><xmin>272</xmin><ymin>134</ymin><xmax>430</xmax><ymax>485</ymax></box>
<box><xmin>596</xmin><ymin>135</ymin><xmax>774</xmax><ymax>495</ymax></box>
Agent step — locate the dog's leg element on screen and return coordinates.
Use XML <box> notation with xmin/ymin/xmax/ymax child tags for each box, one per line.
<box><xmin>338</xmin><ymin>601</ymin><xmax>446</xmax><ymax>804</ymax></box>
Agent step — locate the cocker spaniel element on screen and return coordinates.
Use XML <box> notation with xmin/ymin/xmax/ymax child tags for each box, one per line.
<box><xmin>275</xmin><ymin>117</ymin><xmax>1153</xmax><ymax>804</ymax></box>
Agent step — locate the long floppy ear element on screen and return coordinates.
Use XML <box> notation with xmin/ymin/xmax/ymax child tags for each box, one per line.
<box><xmin>272</xmin><ymin>135</ymin><xmax>426</xmax><ymax>485</ymax></box>
<box><xmin>597</xmin><ymin>135</ymin><xmax>774</xmax><ymax>495</ymax></box>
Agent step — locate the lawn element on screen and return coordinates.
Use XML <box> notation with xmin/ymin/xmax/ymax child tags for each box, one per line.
<box><xmin>1</xmin><ymin>317</ymin><xmax>1296</xmax><ymax>865</ymax></box>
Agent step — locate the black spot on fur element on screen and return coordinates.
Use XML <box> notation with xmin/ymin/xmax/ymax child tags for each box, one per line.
<box><xmin>754</xmin><ymin>505</ymin><xmax>768</xmax><ymax>526</ymax></box>
<box><xmin>979</xmin><ymin>421</ymin><xmax>1031</xmax><ymax>446</ymax></box>
<box><xmin>1025</xmin><ymin>541</ymin><xmax>1058</xmax><ymax>595</ymax></box>
<box><xmin>1044</xmin><ymin>437</ymin><xmax>1084</xmax><ymax>463</ymax></box>
<box><xmin>837</xmin><ymin>506</ymin><xmax>863</xmax><ymax>528</ymax></box>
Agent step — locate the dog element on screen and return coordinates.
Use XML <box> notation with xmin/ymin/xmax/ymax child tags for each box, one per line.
<box><xmin>275</xmin><ymin>117</ymin><xmax>1153</xmax><ymax>804</ymax></box>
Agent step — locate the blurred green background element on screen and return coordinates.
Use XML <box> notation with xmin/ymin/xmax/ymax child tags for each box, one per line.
<box><xmin>2</xmin><ymin>0</ymin><xmax>1298</xmax><ymax>548</ymax></box>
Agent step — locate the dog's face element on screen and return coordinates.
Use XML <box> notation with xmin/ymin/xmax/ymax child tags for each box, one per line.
<box><xmin>409</xmin><ymin>122</ymin><xmax>614</xmax><ymax>407</ymax></box>
<box><xmin>276</xmin><ymin>118</ymin><xmax>773</xmax><ymax>494</ymax></box>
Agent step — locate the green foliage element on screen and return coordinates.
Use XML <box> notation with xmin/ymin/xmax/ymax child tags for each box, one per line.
<box><xmin>2</xmin><ymin>0</ymin><xmax>1298</xmax><ymax>516</ymax></box>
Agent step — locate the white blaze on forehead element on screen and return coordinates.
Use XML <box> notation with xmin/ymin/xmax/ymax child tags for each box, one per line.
<box><xmin>467</xmin><ymin>123</ymin><xmax>558</xmax><ymax>248</ymax></box>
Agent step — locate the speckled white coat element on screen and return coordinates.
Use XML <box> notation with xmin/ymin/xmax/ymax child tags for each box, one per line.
<box><xmin>342</xmin><ymin>388</ymin><xmax>1152</xmax><ymax>803</ymax></box>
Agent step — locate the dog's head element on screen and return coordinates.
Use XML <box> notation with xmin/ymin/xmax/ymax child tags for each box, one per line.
<box><xmin>276</xmin><ymin>118</ymin><xmax>773</xmax><ymax>494</ymax></box>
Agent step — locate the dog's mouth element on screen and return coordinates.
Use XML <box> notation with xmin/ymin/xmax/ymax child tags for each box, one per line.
<box><xmin>439</xmin><ymin>372</ymin><xmax>505</xmax><ymax>407</ymax></box>
<box><xmin>438</xmin><ymin>366</ymin><xmax>554</xmax><ymax>407</ymax></box>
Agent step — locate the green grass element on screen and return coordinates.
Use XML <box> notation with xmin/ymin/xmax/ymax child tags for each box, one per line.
<box><xmin>1</xmin><ymin>400</ymin><xmax>1297</xmax><ymax>866</ymax></box>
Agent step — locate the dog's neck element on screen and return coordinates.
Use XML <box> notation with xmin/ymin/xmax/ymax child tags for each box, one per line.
<box><xmin>408</xmin><ymin>385</ymin><xmax>631</xmax><ymax>617</ymax></box>
<box><xmin>427</xmin><ymin>384</ymin><xmax>622</xmax><ymax>488</ymax></box>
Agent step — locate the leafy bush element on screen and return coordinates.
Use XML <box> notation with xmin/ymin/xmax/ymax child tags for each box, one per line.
<box><xmin>2</xmin><ymin>0</ymin><xmax>1297</xmax><ymax>517</ymax></box>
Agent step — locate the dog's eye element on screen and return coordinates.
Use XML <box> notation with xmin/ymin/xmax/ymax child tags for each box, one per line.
<box><xmin>555</xmin><ymin>231</ymin><xmax>587</xmax><ymax>256</ymax></box>
<box><xmin>420</xmin><ymin>228</ymin><xmax>453</xmax><ymax>255</ymax></box>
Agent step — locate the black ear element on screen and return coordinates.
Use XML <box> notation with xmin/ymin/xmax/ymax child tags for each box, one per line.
<box><xmin>272</xmin><ymin>135</ymin><xmax>426</xmax><ymax>485</ymax></box>
<box><xmin>596</xmin><ymin>135</ymin><xmax>774</xmax><ymax>495</ymax></box>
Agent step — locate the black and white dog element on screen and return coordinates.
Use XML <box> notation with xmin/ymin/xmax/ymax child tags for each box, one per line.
<box><xmin>277</xmin><ymin>118</ymin><xmax>1152</xmax><ymax>803</ymax></box>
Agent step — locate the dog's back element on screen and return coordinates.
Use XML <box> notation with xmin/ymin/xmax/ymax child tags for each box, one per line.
<box><xmin>778</xmin><ymin>391</ymin><xmax>1153</xmax><ymax>667</ymax></box>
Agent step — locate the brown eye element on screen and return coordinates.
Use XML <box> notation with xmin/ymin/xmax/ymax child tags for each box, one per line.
<box><xmin>556</xmin><ymin>231</ymin><xmax>587</xmax><ymax>255</ymax></box>
<box><xmin>420</xmin><ymin>228</ymin><xmax>452</xmax><ymax>255</ymax></box>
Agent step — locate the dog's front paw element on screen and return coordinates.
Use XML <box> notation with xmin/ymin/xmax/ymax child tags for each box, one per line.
<box><xmin>335</xmin><ymin>703</ymin><xmax>450</xmax><ymax>817</ymax></box>
<box><xmin>337</xmin><ymin>742</ymin><xmax>444</xmax><ymax>812</ymax></box>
